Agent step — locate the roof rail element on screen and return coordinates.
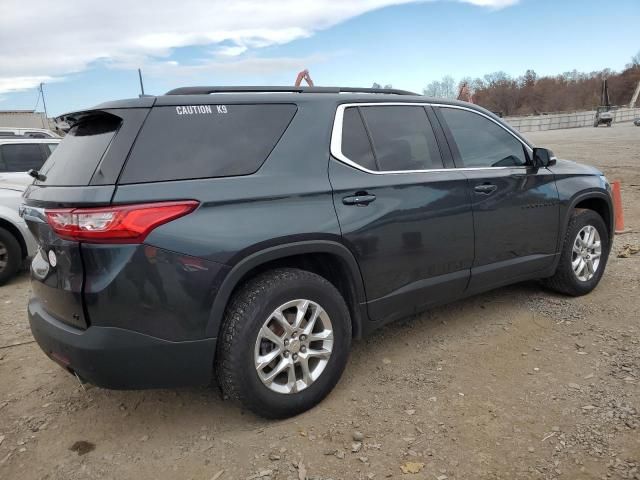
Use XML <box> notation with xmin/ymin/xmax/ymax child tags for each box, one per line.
<box><xmin>164</xmin><ymin>86</ymin><xmax>419</xmax><ymax>96</ymax></box>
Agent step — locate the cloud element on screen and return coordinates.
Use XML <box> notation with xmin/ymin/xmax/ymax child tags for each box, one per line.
<box><xmin>0</xmin><ymin>76</ymin><xmax>57</xmax><ymax>94</ymax></box>
<box><xmin>0</xmin><ymin>0</ymin><xmax>518</xmax><ymax>94</ymax></box>
<box><xmin>143</xmin><ymin>53</ymin><xmax>331</xmax><ymax>78</ymax></box>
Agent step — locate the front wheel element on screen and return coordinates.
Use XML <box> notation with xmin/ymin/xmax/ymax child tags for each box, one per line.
<box><xmin>217</xmin><ymin>268</ymin><xmax>351</xmax><ymax>418</ymax></box>
<box><xmin>543</xmin><ymin>210</ymin><xmax>609</xmax><ymax>296</ymax></box>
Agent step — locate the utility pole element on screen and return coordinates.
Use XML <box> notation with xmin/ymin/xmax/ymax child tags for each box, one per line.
<box><xmin>39</xmin><ymin>83</ymin><xmax>49</xmax><ymax>128</ymax></box>
<box><xmin>138</xmin><ymin>68</ymin><xmax>145</xmax><ymax>96</ymax></box>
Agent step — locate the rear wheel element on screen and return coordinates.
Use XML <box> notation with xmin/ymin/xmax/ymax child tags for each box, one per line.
<box><xmin>543</xmin><ymin>210</ymin><xmax>609</xmax><ymax>296</ymax></box>
<box><xmin>217</xmin><ymin>268</ymin><xmax>351</xmax><ymax>418</ymax></box>
<box><xmin>0</xmin><ymin>228</ymin><xmax>22</xmax><ymax>286</ymax></box>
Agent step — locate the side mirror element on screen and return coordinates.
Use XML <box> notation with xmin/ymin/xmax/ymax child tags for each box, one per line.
<box><xmin>532</xmin><ymin>147</ymin><xmax>556</xmax><ymax>168</ymax></box>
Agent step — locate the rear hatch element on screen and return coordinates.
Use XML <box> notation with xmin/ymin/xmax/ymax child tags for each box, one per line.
<box><xmin>22</xmin><ymin>106</ymin><xmax>151</xmax><ymax>329</ymax></box>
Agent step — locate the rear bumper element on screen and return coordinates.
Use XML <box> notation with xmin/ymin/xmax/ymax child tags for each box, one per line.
<box><xmin>28</xmin><ymin>299</ymin><xmax>216</xmax><ymax>389</ymax></box>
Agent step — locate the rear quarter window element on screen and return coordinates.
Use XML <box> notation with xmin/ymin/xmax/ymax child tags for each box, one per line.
<box><xmin>119</xmin><ymin>104</ymin><xmax>297</xmax><ymax>184</ymax></box>
<box><xmin>37</xmin><ymin>114</ymin><xmax>121</xmax><ymax>185</ymax></box>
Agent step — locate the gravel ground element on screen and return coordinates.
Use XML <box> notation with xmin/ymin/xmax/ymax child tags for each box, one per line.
<box><xmin>1</xmin><ymin>122</ymin><xmax>638</xmax><ymax>480</ymax></box>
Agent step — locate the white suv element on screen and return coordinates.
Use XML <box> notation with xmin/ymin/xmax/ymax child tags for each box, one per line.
<box><xmin>0</xmin><ymin>138</ymin><xmax>60</xmax><ymax>284</ymax></box>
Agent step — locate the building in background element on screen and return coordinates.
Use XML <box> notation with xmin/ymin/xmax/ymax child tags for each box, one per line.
<box><xmin>0</xmin><ymin>110</ymin><xmax>53</xmax><ymax>129</ymax></box>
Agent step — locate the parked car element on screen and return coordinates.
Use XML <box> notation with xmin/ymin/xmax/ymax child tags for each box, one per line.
<box><xmin>0</xmin><ymin>138</ymin><xmax>58</xmax><ymax>283</ymax></box>
<box><xmin>634</xmin><ymin>118</ymin><xmax>640</xmax><ymax>126</ymax></box>
<box><xmin>0</xmin><ymin>177</ymin><xmax>37</xmax><ymax>284</ymax></box>
<box><xmin>0</xmin><ymin>127</ymin><xmax>60</xmax><ymax>139</ymax></box>
<box><xmin>21</xmin><ymin>87</ymin><xmax>613</xmax><ymax>418</ymax></box>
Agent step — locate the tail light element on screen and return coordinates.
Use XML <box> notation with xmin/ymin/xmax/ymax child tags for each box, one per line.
<box><xmin>45</xmin><ymin>201</ymin><xmax>199</xmax><ymax>243</ymax></box>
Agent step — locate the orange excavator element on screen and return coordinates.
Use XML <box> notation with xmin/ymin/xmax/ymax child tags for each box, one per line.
<box><xmin>294</xmin><ymin>69</ymin><xmax>314</xmax><ymax>87</ymax></box>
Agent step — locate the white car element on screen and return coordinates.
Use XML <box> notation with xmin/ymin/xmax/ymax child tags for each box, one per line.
<box><xmin>0</xmin><ymin>138</ymin><xmax>60</xmax><ymax>284</ymax></box>
<box><xmin>0</xmin><ymin>127</ymin><xmax>60</xmax><ymax>139</ymax></box>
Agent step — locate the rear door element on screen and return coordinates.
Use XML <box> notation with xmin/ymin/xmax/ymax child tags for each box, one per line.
<box><xmin>22</xmin><ymin>108</ymin><xmax>149</xmax><ymax>329</ymax></box>
<box><xmin>434</xmin><ymin>106</ymin><xmax>559</xmax><ymax>292</ymax></box>
<box><xmin>330</xmin><ymin>103</ymin><xmax>474</xmax><ymax>324</ymax></box>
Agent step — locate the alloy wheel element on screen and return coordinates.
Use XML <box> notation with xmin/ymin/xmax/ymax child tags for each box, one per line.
<box><xmin>254</xmin><ymin>299</ymin><xmax>334</xmax><ymax>394</ymax></box>
<box><xmin>572</xmin><ymin>225</ymin><xmax>602</xmax><ymax>282</ymax></box>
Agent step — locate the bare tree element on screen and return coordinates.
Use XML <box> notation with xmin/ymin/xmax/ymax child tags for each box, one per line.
<box><xmin>423</xmin><ymin>75</ymin><xmax>456</xmax><ymax>99</ymax></box>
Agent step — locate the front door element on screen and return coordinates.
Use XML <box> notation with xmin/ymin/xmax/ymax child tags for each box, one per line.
<box><xmin>330</xmin><ymin>104</ymin><xmax>474</xmax><ymax>324</ymax></box>
<box><xmin>435</xmin><ymin>106</ymin><xmax>559</xmax><ymax>292</ymax></box>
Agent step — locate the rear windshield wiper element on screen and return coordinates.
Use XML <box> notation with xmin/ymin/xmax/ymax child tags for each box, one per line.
<box><xmin>28</xmin><ymin>169</ymin><xmax>47</xmax><ymax>182</ymax></box>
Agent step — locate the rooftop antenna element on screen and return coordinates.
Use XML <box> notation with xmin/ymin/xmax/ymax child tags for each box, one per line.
<box><xmin>138</xmin><ymin>68</ymin><xmax>145</xmax><ymax>96</ymax></box>
<box><xmin>39</xmin><ymin>83</ymin><xmax>49</xmax><ymax>128</ymax></box>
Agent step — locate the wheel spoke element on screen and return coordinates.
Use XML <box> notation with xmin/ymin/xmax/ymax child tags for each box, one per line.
<box><xmin>286</xmin><ymin>363</ymin><xmax>297</xmax><ymax>393</ymax></box>
<box><xmin>271</xmin><ymin>311</ymin><xmax>293</xmax><ymax>336</ymax></box>
<box><xmin>572</xmin><ymin>256</ymin><xmax>582</xmax><ymax>269</ymax></box>
<box><xmin>256</xmin><ymin>348</ymin><xmax>281</xmax><ymax>371</ymax></box>
<box><xmin>260</xmin><ymin>358</ymin><xmax>289</xmax><ymax>385</ymax></box>
<box><xmin>302</xmin><ymin>305</ymin><xmax>323</xmax><ymax>336</ymax></box>
<box><xmin>572</xmin><ymin>243</ymin><xmax>582</xmax><ymax>254</ymax></box>
<box><xmin>293</xmin><ymin>300</ymin><xmax>310</xmax><ymax>329</ymax></box>
<box><xmin>309</xmin><ymin>329</ymin><xmax>333</xmax><ymax>342</ymax></box>
<box><xmin>260</xmin><ymin>325</ymin><xmax>284</xmax><ymax>348</ymax></box>
<box><xmin>586</xmin><ymin>259</ymin><xmax>594</xmax><ymax>275</ymax></box>
<box><xmin>575</xmin><ymin>258</ymin><xmax>586</xmax><ymax>277</ymax></box>
<box><xmin>300</xmin><ymin>357</ymin><xmax>312</xmax><ymax>386</ymax></box>
<box><xmin>306</xmin><ymin>347</ymin><xmax>332</xmax><ymax>360</ymax></box>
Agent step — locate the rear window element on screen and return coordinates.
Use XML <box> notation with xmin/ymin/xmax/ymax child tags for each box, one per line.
<box><xmin>0</xmin><ymin>143</ymin><xmax>47</xmax><ymax>172</ymax></box>
<box><xmin>37</xmin><ymin>114</ymin><xmax>121</xmax><ymax>185</ymax></box>
<box><xmin>120</xmin><ymin>104</ymin><xmax>297</xmax><ymax>184</ymax></box>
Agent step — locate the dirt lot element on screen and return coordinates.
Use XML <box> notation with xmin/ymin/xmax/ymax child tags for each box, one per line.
<box><xmin>1</xmin><ymin>123</ymin><xmax>638</xmax><ymax>480</ymax></box>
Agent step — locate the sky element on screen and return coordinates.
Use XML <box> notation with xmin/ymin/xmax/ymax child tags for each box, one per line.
<box><xmin>1</xmin><ymin>0</ymin><xmax>638</xmax><ymax>116</ymax></box>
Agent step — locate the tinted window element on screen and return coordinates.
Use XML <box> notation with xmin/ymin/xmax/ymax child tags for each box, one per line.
<box><xmin>120</xmin><ymin>104</ymin><xmax>297</xmax><ymax>184</ymax></box>
<box><xmin>341</xmin><ymin>107</ymin><xmax>376</xmax><ymax>170</ymax></box>
<box><xmin>0</xmin><ymin>144</ymin><xmax>45</xmax><ymax>172</ymax></box>
<box><xmin>38</xmin><ymin>114</ymin><xmax>121</xmax><ymax>185</ymax></box>
<box><xmin>440</xmin><ymin>108</ymin><xmax>527</xmax><ymax>168</ymax></box>
<box><xmin>360</xmin><ymin>106</ymin><xmax>443</xmax><ymax>171</ymax></box>
<box><xmin>45</xmin><ymin>143</ymin><xmax>58</xmax><ymax>154</ymax></box>
<box><xmin>25</xmin><ymin>132</ymin><xmax>48</xmax><ymax>138</ymax></box>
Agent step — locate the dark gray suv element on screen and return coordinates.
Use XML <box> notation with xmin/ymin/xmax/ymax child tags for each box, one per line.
<box><xmin>21</xmin><ymin>87</ymin><xmax>613</xmax><ymax>418</ymax></box>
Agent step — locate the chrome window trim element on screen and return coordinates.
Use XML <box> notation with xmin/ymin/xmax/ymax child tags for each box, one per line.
<box><xmin>330</xmin><ymin>102</ymin><xmax>533</xmax><ymax>175</ymax></box>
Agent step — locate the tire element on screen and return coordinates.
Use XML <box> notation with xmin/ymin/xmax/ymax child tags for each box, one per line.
<box><xmin>0</xmin><ymin>228</ymin><xmax>22</xmax><ymax>286</ymax></box>
<box><xmin>543</xmin><ymin>210</ymin><xmax>609</xmax><ymax>296</ymax></box>
<box><xmin>217</xmin><ymin>268</ymin><xmax>352</xmax><ymax>418</ymax></box>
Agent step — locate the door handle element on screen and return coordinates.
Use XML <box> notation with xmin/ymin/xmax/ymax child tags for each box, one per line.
<box><xmin>473</xmin><ymin>184</ymin><xmax>497</xmax><ymax>194</ymax></box>
<box><xmin>342</xmin><ymin>193</ymin><xmax>376</xmax><ymax>206</ymax></box>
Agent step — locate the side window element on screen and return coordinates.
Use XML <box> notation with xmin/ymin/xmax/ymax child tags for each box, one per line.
<box><xmin>360</xmin><ymin>106</ymin><xmax>443</xmax><ymax>171</ymax></box>
<box><xmin>439</xmin><ymin>108</ymin><xmax>527</xmax><ymax>168</ymax></box>
<box><xmin>0</xmin><ymin>144</ymin><xmax>46</xmax><ymax>172</ymax></box>
<box><xmin>121</xmin><ymin>104</ymin><xmax>296</xmax><ymax>183</ymax></box>
<box><xmin>340</xmin><ymin>107</ymin><xmax>377</xmax><ymax>171</ymax></box>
